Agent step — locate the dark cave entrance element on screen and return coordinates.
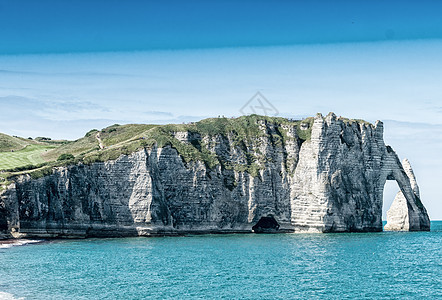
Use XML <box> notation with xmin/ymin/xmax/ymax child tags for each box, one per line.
<box><xmin>0</xmin><ymin>218</ymin><xmax>7</xmax><ymax>232</ymax></box>
<box><xmin>252</xmin><ymin>216</ymin><xmax>280</xmax><ymax>233</ymax></box>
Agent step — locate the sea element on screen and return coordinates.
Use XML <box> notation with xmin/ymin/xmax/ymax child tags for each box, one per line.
<box><xmin>0</xmin><ymin>222</ymin><xmax>441</xmax><ymax>299</ymax></box>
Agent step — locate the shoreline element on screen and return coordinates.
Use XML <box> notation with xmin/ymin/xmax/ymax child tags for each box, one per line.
<box><xmin>0</xmin><ymin>239</ymin><xmax>44</xmax><ymax>249</ymax></box>
<box><xmin>0</xmin><ymin>221</ymin><xmax>439</xmax><ymax>247</ymax></box>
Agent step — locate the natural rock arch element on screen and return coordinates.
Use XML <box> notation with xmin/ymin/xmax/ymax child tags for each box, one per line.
<box><xmin>290</xmin><ymin>113</ymin><xmax>430</xmax><ymax>233</ymax></box>
<box><xmin>382</xmin><ymin>158</ymin><xmax>430</xmax><ymax>231</ymax></box>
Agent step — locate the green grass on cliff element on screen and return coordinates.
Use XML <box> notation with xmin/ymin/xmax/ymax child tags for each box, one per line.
<box><xmin>296</xmin><ymin>117</ymin><xmax>314</xmax><ymax>141</ymax></box>
<box><xmin>338</xmin><ymin>117</ymin><xmax>372</xmax><ymax>126</ymax></box>
<box><xmin>40</xmin><ymin>124</ymin><xmax>157</xmax><ymax>162</ymax></box>
<box><xmin>0</xmin><ymin>115</ymin><xmax>372</xmax><ymax>185</ymax></box>
<box><xmin>0</xmin><ymin>144</ymin><xmax>57</xmax><ymax>171</ymax></box>
<box><xmin>40</xmin><ymin>133</ymin><xmax>101</xmax><ymax>162</ymax></box>
<box><xmin>0</xmin><ymin>133</ymin><xmax>34</xmax><ymax>152</ymax></box>
<box><xmin>100</xmin><ymin>124</ymin><xmax>158</xmax><ymax>147</ymax></box>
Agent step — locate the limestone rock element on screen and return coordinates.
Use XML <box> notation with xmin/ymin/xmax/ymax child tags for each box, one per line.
<box><xmin>0</xmin><ymin>115</ymin><xmax>430</xmax><ymax>238</ymax></box>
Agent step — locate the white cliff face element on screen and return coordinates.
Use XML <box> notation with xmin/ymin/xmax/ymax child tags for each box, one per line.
<box><xmin>291</xmin><ymin>114</ymin><xmax>429</xmax><ymax>233</ymax></box>
<box><xmin>0</xmin><ymin>115</ymin><xmax>430</xmax><ymax>238</ymax></box>
<box><xmin>385</xmin><ymin>192</ymin><xmax>410</xmax><ymax>231</ymax></box>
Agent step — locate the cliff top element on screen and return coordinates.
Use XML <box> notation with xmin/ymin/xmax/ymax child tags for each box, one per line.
<box><xmin>0</xmin><ymin>114</ymin><xmax>372</xmax><ymax>189</ymax></box>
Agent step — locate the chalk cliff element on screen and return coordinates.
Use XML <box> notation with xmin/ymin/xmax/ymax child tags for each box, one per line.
<box><xmin>0</xmin><ymin>114</ymin><xmax>430</xmax><ymax>238</ymax></box>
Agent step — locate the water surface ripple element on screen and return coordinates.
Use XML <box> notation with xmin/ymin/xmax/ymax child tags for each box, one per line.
<box><xmin>1</xmin><ymin>222</ymin><xmax>441</xmax><ymax>299</ymax></box>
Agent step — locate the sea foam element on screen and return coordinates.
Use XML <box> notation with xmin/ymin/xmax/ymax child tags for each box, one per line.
<box><xmin>0</xmin><ymin>239</ymin><xmax>42</xmax><ymax>249</ymax></box>
<box><xmin>0</xmin><ymin>292</ymin><xmax>25</xmax><ymax>300</ymax></box>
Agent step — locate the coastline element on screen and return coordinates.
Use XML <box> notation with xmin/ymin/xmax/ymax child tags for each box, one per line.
<box><xmin>0</xmin><ymin>239</ymin><xmax>43</xmax><ymax>249</ymax></box>
<box><xmin>0</xmin><ymin>221</ymin><xmax>439</xmax><ymax>247</ymax></box>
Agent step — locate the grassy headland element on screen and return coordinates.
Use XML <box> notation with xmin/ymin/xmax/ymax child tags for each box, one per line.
<box><xmin>0</xmin><ymin>115</ymin><xmax>371</xmax><ymax>188</ymax></box>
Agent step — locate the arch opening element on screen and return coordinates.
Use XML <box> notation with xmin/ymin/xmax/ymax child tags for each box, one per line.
<box><xmin>382</xmin><ymin>179</ymin><xmax>401</xmax><ymax>230</ymax></box>
<box><xmin>383</xmin><ymin>179</ymin><xmax>401</xmax><ymax>219</ymax></box>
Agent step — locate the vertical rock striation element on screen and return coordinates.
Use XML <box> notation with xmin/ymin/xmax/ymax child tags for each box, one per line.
<box><xmin>0</xmin><ymin>114</ymin><xmax>430</xmax><ymax>238</ymax></box>
<box><xmin>291</xmin><ymin>114</ymin><xmax>430</xmax><ymax>232</ymax></box>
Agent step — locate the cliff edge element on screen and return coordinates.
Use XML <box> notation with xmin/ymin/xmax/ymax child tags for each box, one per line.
<box><xmin>0</xmin><ymin>113</ymin><xmax>430</xmax><ymax>238</ymax></box>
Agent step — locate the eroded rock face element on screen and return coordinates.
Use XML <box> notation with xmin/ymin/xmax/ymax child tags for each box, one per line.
<box><xmin>290</xmin><ymin>114</ymin><xmax>430</xmax><ymax>232</ymax></box>
<box><xmin>0</xmin><ymin>114</ymin><xmax>430</xmax><ymax>238</ymax></box>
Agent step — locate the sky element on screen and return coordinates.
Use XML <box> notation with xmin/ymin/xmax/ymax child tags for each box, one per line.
<box><xmin>0</xmin><ymin>0</ymin><xmax>441</xmax><ymax>219</ymax></box>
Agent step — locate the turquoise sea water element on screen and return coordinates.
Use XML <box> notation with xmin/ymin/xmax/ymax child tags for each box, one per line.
<box><xmin>1</xmin><ymin>222</ymin><xmax>441</xmax><ymax>299</ymax></box>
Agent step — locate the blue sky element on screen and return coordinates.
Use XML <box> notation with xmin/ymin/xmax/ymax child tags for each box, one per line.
<box><xmin>1</xmin><ymin>1</ymin><xmax>442</xmax><ymax>53</ymax></box>
<box><xmin>0</xmin><ymin>1</ymin><xmax>441</xmax><ymax>219</ymax></box>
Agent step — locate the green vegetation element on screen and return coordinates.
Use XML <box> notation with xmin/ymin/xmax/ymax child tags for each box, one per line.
<box><xmin>85</xmin><ymin>129</ymin><xmax>99</xmax><ymax>137</ymax></box>
<box><xmin>296</xmin><ymin>117</ymin><xmax>315</xmax><ymax>141</ymax></box>
<box><xmin>41</xmin><ymin>134</ymin><xmax>99</xmax><ymax>162</ymax></box>
<box><xmin>0</xmin><ymin>114</ymin><xmax>372</xmax><ymax>189</ymax></box>
<box><xmin>338</xmin><ymin>117</ymin><xmax>372</xmax><ymax>126</ymax></box>
<box><xmin>0</xmin><ymin>133</ymin><xmax>35</xmax><ymax>152</ymax></box>
<box><xmin>0</xmin><ymin>144</ymin><xmax>57</xmax><ymax>170</ymax></box>
<box><xmin>99</xmin><ymin>124</ymin><xmax>157</xmax><ymax>147</ymax></box>
<box><xmin>57</xmin><ymin>153</ymin><xmax>75</xmax><ymax>161</ymax></box>
<box><xmin>192</xmin><ymin>115</ymin><xmax>293</xmax><ymax>137</ymax></box>
<box><xmin>139</xmin><ymin>126</ymin><xmax>219</xmax><ymax>169</ymax></box>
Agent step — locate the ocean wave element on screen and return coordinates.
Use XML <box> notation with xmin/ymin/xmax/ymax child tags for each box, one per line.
<box><xmin>0</xmin><ymin>239</ymin><xmax>42</xmax><ymax>249</ymax></box>
<box><xmin>0</xmin><ymin>292</ymin><xmax>25</xmax><ymax>300</ymax></box>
